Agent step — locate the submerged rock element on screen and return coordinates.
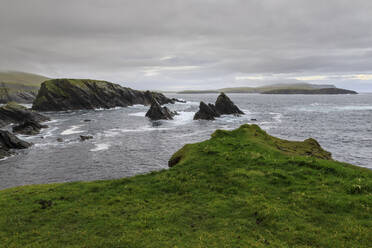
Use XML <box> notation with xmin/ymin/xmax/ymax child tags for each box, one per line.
<box><xmin>0</xmin><ymin>102</ymin><xmax>50</xmax><ymax>128</ymax></box>
<box><xmin>193</xmin><ymin>93</ymin><xmax>244</xmax><ymax>120</ymax></box>
<box><xmin>12</xmin><ymin>120</ymin><xmax>48</xmax><ymax>135</ymax></box>
<box><xmin>145</xmin><ymin>99</ymin><xmax>177</xmax><ymax>120</ymax></box>
<box><xmin>32</xmin><ymin>79</ymin><xmax>177</xmax><ymax>111</ymax></box>
<box><xmin>215</xmin><ymin>93</ymin><xmax>244</xmax><ymax>115</ymax></box>
<box><xmin>0</xmin><ymin>130</ymin><xmax>31</xmax><ymax>159</ymax></box>
<box><xmin>193</xmin><ymin>101</ymin><xmax>221</xmax><ymax>120</ymax></box>
<box><xmin>80</xmin><ymin>135</ymin><xmax>93</xmax><ymax>141</ymax></box>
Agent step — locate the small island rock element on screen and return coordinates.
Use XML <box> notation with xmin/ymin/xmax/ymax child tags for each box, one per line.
<box><xmin>145</xmin><ymin>99</ymin><xmax>177</xmax><ymax>120</ymax></box>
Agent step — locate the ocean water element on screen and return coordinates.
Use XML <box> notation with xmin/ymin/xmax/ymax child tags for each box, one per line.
<box><xmin>1</xmin><ymin>93</ymin><xmax>371</xmax><ymax>189</ymax></box>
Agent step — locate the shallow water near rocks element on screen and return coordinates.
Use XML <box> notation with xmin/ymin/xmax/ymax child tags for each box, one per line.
<box><xmin>1</xmin><ymin>93</ymin><xmax>372</xmax><ymax>189</ymax></box>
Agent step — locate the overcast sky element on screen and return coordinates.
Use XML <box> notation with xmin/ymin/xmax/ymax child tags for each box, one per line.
<box><xmin>1</xmin><ymin>0</ymin><xmax>372</xmax><ymax>91</ymax></box>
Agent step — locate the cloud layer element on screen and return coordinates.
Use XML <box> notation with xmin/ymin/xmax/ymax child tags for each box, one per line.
<box><xmin>1</xmin><ymin>0</ymin><xmax>372</xmax><ymax>91</ymax></box>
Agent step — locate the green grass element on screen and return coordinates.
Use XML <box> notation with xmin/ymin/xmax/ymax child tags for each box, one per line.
<box><xmin>0</xmin><ymin>124</ymin><xmax>371</xmax><ymax>247</ymax></box>
<box><xmin>0</xmin><ymin>71</ymin><xmax>49</xmax><ymax>87</ymax></box>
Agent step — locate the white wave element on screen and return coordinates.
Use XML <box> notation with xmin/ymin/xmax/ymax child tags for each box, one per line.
<box><xmin>129</xmin><ymin>112</ymin><xmax>146</xmax><ymax>117</ymax></box>
<box><xmin>19</xmin><ymin>103</ymin><xmax>32</xmax><ymax>109</ymax></box>
<box><xmin>119</xmin><ymin>126</ymin><xmax>171</xmax><ymax>132</ymax></box>
<box><xmin>0</xmin><ymin>154</ymin><xmax>14</xmax><ymax>161</ymax></box>
<box><xmin>43</xmin><ymin>127</ymin><xmax>59</xmax><ymax>138</ymax></box>
<box><xmin>61</xmin><ymin>125</ymin><xmax>85</xmax><ymax>135</ymax></box>
<box><xmin>172</xmin><ymin>111</ymin><xmax>194</xmax><ymax>125</ymax></box>
<box><xmin>90</xmin><ymin>143</ymin><xmax>110</xmax><ymax>152</ymax></box>
<box><xmin>103</xmin><ymin>129</ymin><xmax>121</xmax><ymax>137</ymax></box>
<box><xmin>334</xmin><ymin>106</ymin><xmax>372</xmax><ymax>111</ymax></box>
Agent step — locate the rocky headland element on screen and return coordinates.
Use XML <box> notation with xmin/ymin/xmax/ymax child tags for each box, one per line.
<box><xmin>32</xmin><ymin>79</ymin><xmax>177</xmax><ymax>111</ymax></box>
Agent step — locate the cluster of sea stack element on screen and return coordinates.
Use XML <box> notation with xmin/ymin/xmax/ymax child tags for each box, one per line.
<box><xmin>145</xmin><ymin>92</ymin><xmax>244</xmax><ymax>121</ymax></box>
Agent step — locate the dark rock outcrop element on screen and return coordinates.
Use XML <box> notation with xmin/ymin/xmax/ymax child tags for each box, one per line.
<box><xmin>0</xmin><ymin>130</ymin><xmax>31</xmax><ymax>159</ymax></box>
<box><xmin>145</xmin><ymin>99</ymin><xmax>177</xmax><ymax>120</ymax></box>
<box><xmin>32</xmin><ymin>79</ymin><xmax>177</xmax><ymax>111</ymax></box>
<box><xmin>215</xmin><ymin>93</ymin><xmax>244</xmax><ymax>115</ymax></box>
<box><xmin>193</xmin><ymin>102</ymin><xmax>221</xmax><ymax>120</ymax></box>
<box><xmin>0</xmin><ymin>102</ymin><xmax>50</xmax><ymax>128</ymax></box>
<box><xmin>193</xmin><ymin>93</ymin><xmax>244</xmax><ymax>120</ymax></box>
<box><xmin>12</xmin><ymin>120</ymin><xmax>48</xmax><ymax>135</ymax></box>
<box><xmin>80</xmin><ymin>135</ymin><xmax>93</xmax><ymax>141</ymax></box>
<box><xmin>261</xmin><ymin>88</ymin><xmax>358</xmax><ymax>94</ymax></box>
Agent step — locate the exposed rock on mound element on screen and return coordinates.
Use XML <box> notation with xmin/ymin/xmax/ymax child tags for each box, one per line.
<box><xmin>193</xmin><ymin>93</ymin><xmax>244</xmax><ymax>120</ymax></box>
<box><xmin>215</xmin><ymin>93</ymin><xmax>244</xmax><ymax>115</ymax></box>
<box><xmin>32</xmin><ymin>79</ymin><xmax>176</xmax><ymax>111</ymax></box>
<box><xmin>0</xmin><ymin>102</ymin><xmax>50</xmax><ymax>128</ymax></box>
<box><xmin>0</xmin><ymin>130</ymin><xmax>31</xmax><ymax>159</ymax></box>
<box><xmin>12</xmin><ymin>120</ymin><xmax>48</xmax><ymax>135</ymax></box>
<box><xmin>261</xmin><ymin>88</ymin><xmax>358</xmax><ymax>94</ymax></box>
<box><xmin>193</xmin><ymin>101</ymin><xmax>220</xmax><ymax>120</ymax></box>
<box><xmin>169</xmin><ymin>124</ymin><xmax>332</xmax><ymax>167</ymax></box>
<box><xmin>145</xmin><ymin>99</ymin><xmax>177</xmax><ymax>120</ymax></box>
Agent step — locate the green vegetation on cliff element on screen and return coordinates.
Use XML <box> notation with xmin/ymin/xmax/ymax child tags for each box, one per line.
<box><xmin>0</xmin><ymin>125</ymin><xmax>371</xmax><ymax>247</ymax></box>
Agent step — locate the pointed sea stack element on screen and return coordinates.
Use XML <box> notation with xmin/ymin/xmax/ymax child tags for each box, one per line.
<box><xmin>193</xmin><ymin>93</ymin><xmax>244</xmax><ymax>120</ymax></box>
<box><xmin>145</xmin><ymin>98</ymin><xmax>177</xmax><ymax>120</ymax></box>
<box><xmin>193</xmin><ymin>101</ymin><xmax>221</xmax><ymax>120</ymax></box>
<box><xmin>215</xmin><ymin>93</ymin><xmax>244</xmax><ymax>115</ymax></box>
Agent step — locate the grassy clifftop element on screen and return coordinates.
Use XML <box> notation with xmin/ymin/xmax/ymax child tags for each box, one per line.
<box><xmin>0</xmin><ymin>125</ymin><xmax>371</xmax><ymax>247</ymax></box>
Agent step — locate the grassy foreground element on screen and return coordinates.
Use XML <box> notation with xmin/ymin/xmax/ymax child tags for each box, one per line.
<box><xmin>0</xmin><ymin>125</ymin><xmax>371</xmax><ymax>247</ymax></box>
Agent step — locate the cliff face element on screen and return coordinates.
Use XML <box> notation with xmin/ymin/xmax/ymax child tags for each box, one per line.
<box><xmin>261</xmin><ymin>88</ymin><xmax>358</xmax><ymax>94</ymax></box>
<box><xmin>32</xmin><ymin>79</ymin><xmax>174</xmax><ymax>111</ymax></box>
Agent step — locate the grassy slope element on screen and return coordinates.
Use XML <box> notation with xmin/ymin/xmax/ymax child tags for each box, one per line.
<box><xmin>0</xmin><ymin>71</ymin><xmax>49</xmax><ymax>87</ymax></box>
<box><xmin>0</xmin><ymin>125</ymin><xmax>371</xmax><ymax>247</ymax></box>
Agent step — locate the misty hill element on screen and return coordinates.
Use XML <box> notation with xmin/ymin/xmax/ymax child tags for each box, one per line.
<box><xmin>262</xmin><ymin>88</ymin><xmax>358</xmax><ymax>95</ymax></box>
<box><xmin>0</xmin><ymin>71</ymin><xmax>50</xmax><ymax>103</ymax></box>
<box><xmin>177</xmin><ymin>83</ymin><xmax>339</xmax><ymax>94</ymax></box>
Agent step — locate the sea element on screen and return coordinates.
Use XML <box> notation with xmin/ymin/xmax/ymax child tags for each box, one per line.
<box><xmin>1</xmin><ymin>93</ymin><xmax>371</xmax><ymax>189</ymax></box>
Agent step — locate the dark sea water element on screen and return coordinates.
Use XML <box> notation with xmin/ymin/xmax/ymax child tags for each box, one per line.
<box><xmin>1</xmin><ymin>93</ymin><xmax>371</xmax><ymax>189</ymax></box>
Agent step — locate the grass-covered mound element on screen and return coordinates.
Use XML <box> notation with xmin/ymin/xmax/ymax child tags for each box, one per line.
<box><xmin>0</xmin><ymin>125</ymin><xmax>371</xmax><ymax>247</ymax></box>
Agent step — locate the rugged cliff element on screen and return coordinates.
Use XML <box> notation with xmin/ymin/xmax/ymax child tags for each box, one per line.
<box><xmin>32</xmin><ymin>79</ymin><xmax>175</xmax><ymax>111</ymax></box>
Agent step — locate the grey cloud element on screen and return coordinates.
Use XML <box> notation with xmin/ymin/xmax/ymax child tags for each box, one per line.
<box><xmin>1</xmin><ymin>0</ymin><xmax>372</xmax><ymax>91</ymax></box>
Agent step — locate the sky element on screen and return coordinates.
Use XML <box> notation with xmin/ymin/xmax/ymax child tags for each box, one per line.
<box><xmin>1</xmin><ymin>0</ymin><xmax>372</xmax><ymax>92</ymax></box>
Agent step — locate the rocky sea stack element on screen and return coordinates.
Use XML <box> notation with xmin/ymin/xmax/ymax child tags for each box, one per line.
<box><xmin>0</xmin><ymin>130</ymin><xmax>31</xmax><ymax>159</ymax></box>
<box><xmin>145</xmin><ymin>98</ymin><xmax>177</xmax><ymax>120</ymax></box>
<box><xmin>193</xmin><ymin>101</ymin><xmax>220</xmax><ymax>120</ymax></box>
<box><xmin>194</xmin><ymin>93</ymin><xmax>244</xmax><ymax>120</ymax></box>
<box><xmin>32</xmin><ymin>79</ymin><xmax>175</xmax><ymax>111</ymax></box>
<box><xmin>0</xmin><ymin>102</ymin><xmax>50</xmax><ymax>128</ymax></box>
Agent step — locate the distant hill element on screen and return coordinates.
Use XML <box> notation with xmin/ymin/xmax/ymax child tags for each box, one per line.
<box><xmin>177</xmin><ymin>83</ymin><xmax>345</xmax><ymax>94</ymax></box>
<box><xmin>0</xmin><ymin>71</ymin><xmax>49</xmax><ymax>87</ymax></box>
<box><xmin>0</xmin><ymin>71</ymin><xmax>50</xmax><ymax>103</ymax></box>
<box><xmin>262</xmin><ymin>88</ymin><xmax>358</xmax><ymax>95</ymax></box>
